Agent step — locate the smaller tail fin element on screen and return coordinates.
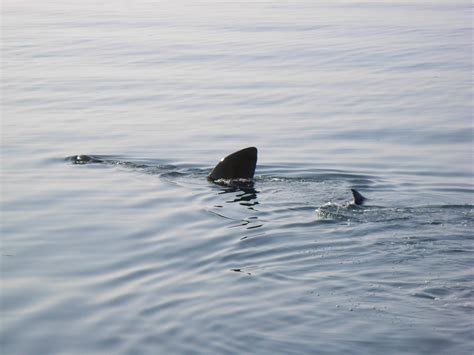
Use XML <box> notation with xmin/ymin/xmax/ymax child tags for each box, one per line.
<box><xmin>351</xmin><ymin>189</ymin><xmax>367</xmax><ymax>206</ymax></box>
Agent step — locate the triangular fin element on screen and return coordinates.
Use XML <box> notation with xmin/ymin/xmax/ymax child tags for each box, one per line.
<box><xmin>351</xmin><ymin>189</ymin><xmax>367</xmax><ymax>206</ymax></box>
<box><xmin>208</xmin><ymin>147</ymin><xmax>257</xmax><ymax>181</ymax></box>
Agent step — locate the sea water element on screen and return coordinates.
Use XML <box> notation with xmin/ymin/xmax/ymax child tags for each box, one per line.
<box><xmin>1</xmin><ymin>1</ymin><xmax>473</xmax><ymax>354</ymax></box>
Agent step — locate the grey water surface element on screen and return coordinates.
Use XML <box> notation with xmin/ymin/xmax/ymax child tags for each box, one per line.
<box><xmin>1</xmin><ymin>1</ymin><xmax>473</xmax><ymax>354</ymax></box>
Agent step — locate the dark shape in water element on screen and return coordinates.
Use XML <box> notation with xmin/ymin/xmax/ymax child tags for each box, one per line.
<box><xmin>351</xmin><ymin>189</ymin><xmax>367</xmax><ymax>206</ymax></box>
<box><xmin>72</xmin><ymin>155</ymin><xmax>103</xmax><ymax>164</ymax></box>
<box><xmin>208</xmin><ymin>147</ymin><xmax>257</xmax><ymax>182</ymax></box>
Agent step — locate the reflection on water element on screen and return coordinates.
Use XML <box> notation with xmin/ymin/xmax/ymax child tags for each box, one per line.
<box><xmin>218</xmin><ymin>184</ymin><xmax>259</xmax><ymax>207</ymax></box>
<box><xmin>210</xmin><ymin>183</ymin><xmax>263</xmax><ymax>230</ymax></box>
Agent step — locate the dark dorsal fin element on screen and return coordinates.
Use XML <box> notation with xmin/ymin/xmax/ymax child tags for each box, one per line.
<box><xmin>208</xmin><ymin>147</ymin><xmax>257</xmax><ymax>181</ymax></box>
<box><xmin>351</xmin><ymin>189</ymin><xmax>367</xmax><ymax>205</ymax></box>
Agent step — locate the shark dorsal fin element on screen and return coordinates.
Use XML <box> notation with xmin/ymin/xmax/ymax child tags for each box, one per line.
<box><xmin>208</xmin><ymin>147</ymin><xmax>257</xmax><ymax>181</ymax></box>
<box><xmin>351</xmin><ymin>189</ymin><xmax>367</xmax><ymax>206</ymax></box>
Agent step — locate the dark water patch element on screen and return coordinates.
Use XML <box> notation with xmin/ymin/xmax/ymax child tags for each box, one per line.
<box><xmin>412</xmin><ymin>292</ymin><xmax>437</xmax><ymax>300</ymax></box>
<box><xmin>159</xmin><ymin>171</ymin><xmax>187</xmax><ymax>178</ymax></box>
<box><xmin>422</xmin><ymin>287</ymin><xmax>453</xmax><ymax>298</ymax></box>
<box><xmin>279</xmin><ymin>219</ymin><xmax>340</xmax><ymax>229</ymax></box>
<box><xmin>440</xmin><ymin>248</ymin><xmax>472</xmax><ymax>254</ymax></box>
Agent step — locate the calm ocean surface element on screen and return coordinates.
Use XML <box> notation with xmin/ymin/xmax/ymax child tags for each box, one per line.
<box><xmin>1</xmin><ymin>1</ymin><xmax>473</xmax><ymax>354</ymax></box>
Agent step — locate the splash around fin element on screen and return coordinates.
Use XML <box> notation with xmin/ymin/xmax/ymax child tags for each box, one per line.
<box><xmin>351</xmin><ymin>189</ymin><xmax>367</xmax><ymax>206</ymax></box>
<box><xmin>208</xmin><ymin>147</ymin><xmax>257</xmax><ymax>182</ymax></box>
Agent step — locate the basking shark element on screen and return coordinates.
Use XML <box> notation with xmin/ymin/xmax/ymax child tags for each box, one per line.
<box><xmin>71</xmin><ymin>146</ymin><xmax>367</xmax><ymax>205</ymax></box>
